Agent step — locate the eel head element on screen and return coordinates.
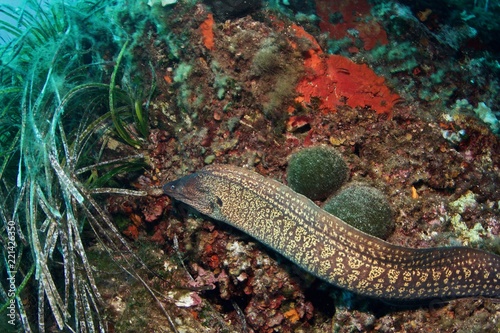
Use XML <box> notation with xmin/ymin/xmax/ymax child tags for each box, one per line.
<box><xmin>163</xmin><ymin>172</ymin><xmax>218</xmax><ymax>216</ymax></box>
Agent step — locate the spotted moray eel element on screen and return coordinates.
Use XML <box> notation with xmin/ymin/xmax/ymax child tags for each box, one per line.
<box><xmin>163</xmin><ymin>164</ymin><xmax>500</xmax><ymax>300</ymax></box>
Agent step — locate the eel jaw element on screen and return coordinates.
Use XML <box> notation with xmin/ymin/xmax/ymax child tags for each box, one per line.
<box><xmin>163</xmin><ymin>173</ymin><xmax>215</xmax><ymax>216</ymax></box>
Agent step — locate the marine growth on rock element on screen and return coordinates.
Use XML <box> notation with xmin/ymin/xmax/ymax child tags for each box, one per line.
<box><xmin>287</xmin><ymin>145</ymin><xmax>349</xmax><ymax>201</ymax></box>
<box><xmin>323</xmin><ymin>183</ymin><xmax>394</xmax><ymax>239</ymax></box>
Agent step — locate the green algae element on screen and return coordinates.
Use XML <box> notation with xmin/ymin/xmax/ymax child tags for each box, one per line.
<box><xmin>287</xmin><ymin>146</ymin><xmax>348</xmax><ymax>201</ymax></box>
<box><xmin>323</xmin><ymin>184</ymin><xmax>394</xmax><ymax>239</ymax></box>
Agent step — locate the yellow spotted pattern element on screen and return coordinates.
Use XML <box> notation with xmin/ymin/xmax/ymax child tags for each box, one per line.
<box><xmin>165</xmin><ymin>165</ymin><xmax>500</xmax><ymax>300</ymax></box>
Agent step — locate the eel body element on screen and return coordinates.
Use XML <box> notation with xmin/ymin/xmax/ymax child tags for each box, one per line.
<box><xmin>163</xmin><ymin>164</ymin><xmax>500</xmax><ymax>300</ymax></box>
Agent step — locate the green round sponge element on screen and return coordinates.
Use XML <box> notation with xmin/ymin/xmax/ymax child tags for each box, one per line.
<box><xmin>287</xmin><ymin>146</ymin><xmax>348</xmax><ymax>200</ymax></box>
<box><xmin>322</xmin><ymin>184</ymin><xmax>394</xmax><ymax>239</ymax></box>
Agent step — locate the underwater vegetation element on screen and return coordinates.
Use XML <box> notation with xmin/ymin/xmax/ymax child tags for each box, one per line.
<box><xmin>0</xmin><ymin>0</ymin><xmax>499</xmax><ymax>332</ymax></box>
<box><xmin>0</xmin><ymin>0</ymin><xmax>166</xmax><ymax>331</ymax></box>
<box><xmin>286</xmin><ymin>145</ymin><xmax>348</xmax><ymax>200</ymax></box>
<box><xmin>323</xmin><ymin>183</ymin><xmax>394</xmax><ymax>239</ymax></box>
<box><xmin>286</xmin><ymin>144</ymin><xmax>394</xmax><ymax>239</ymax></box>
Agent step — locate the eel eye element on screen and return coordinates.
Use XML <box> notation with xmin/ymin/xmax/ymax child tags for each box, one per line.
<box><xmin>170</xmin><ymin>184</ymin><xmax>176</xmax><ymax>190</ymax></box>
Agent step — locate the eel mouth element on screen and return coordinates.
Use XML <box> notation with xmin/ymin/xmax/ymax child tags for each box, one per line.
<box><xmin>163</xmin><ymin>173</ymin><xmax>215</xmax><ymax>216</ymax></box>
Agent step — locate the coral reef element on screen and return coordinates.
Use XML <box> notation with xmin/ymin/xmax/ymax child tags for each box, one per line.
<box><xmin>291</xmin><ymin>24</ymin><xmax>402</xmax><ymax>116</ymax></box>
<box><xmin>316</xmin><ymin>0</ymin><xmax>389</xmax><ymax>52</ymax></box>
<box><xmin>3</xmin><ymin>0</ymin><xmax>500</xmax><ymax>332</ymax></box>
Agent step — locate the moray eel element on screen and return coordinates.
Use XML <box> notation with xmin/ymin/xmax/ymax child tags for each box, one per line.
<box><xmin>163</xmin><ymin>164</ymin><xmax>500</xmax><ymax>300</ymax></box>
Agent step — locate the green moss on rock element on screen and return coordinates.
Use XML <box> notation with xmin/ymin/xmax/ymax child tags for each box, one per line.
<box><xmin>287</xmin><ymin>146</ymin><xmax>348</xmax><ymax>200</ymax></box>
<box><xmin>323</xmin><ymin>184</ymin><xmax>394</xmax><ymax>239</ymax></box>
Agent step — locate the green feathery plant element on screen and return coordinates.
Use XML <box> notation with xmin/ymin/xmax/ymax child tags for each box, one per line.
<box><xmin>0</xmin><ymin>1</ymin><xmax>175</xmax><ymax>332</ymax></box>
